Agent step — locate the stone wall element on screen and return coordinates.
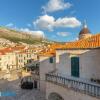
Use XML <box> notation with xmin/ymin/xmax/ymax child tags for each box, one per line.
<box><xmin>46</xmin><ymin>82</ymin><xmax>100</xmax><ymax>100</ymax></box>
<box><xmin>39</xmin><ymin>56</ymin><xmax>56</xmax><ymax>92</ymax></box>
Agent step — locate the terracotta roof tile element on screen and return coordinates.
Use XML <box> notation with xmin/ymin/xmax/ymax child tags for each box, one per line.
<box><xmin>39</xmin><ymin>43</ymin><xmax>65</xmax><ymax>56</ymax></box>
<box><xmin>40</xmin><ymin>34</ymin><xmax>100</xmax><ymax>56</ymax></box>
<box><xmin>60</xmin><ymin>34</ymin><xmax>100</xmax><ymax>49</ymax></box>
<box><xmin>0</xmin><ymin>46</ymin><xmax>26</xmax><ymax>55</ymax></box>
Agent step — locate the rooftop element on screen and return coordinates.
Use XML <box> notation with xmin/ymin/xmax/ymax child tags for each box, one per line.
<box><xmin>40</xmin><ymin>33</ymin><xmax>100</xmax><ymax>56</ymax></box>
<box><xmin>0</xmin><ymin>46</ymin><xmax>26</xmax><ymax>55</ymax></box>
<box><xmin>61</xmin><ymin>33</ymin><xmax>100</xmax><ymax>49</ymax></box>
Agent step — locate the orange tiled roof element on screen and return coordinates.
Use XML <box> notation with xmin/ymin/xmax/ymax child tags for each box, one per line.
<box><xmin>0</xmin><ymin>50</ymin><xmax>6</xmax><ymax>55</ymax></box>
<box><xmin>0</xmin><ymin>48</ymin><xmax>13</xmax><ymax>55</ymax></box>
<box><xmin>0</xmin><ymin>46</ymin><xmax>26</xmax><ymax>55</ymax></box>
<box><xmin>39</xmin><ymin>43</ymin><xmax>65</xmax><ymax>56</ymax></box>
<box><xmin>11</xmin><ymin>46</ymin><xmax>25</xmax><ymax>50</ymax></box>
<box><xmin>62</xmin><ymin>33</ymin><xmax>100</xmax><ymax>49</ymax></box>
<box><xmin>40</xmin><ymin>33</ymin><xmax>100</xmax><ymax>56</ymax></box>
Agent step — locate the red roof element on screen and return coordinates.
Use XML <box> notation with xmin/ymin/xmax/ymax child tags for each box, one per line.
<box><xmin>64</xmin><ymin>33</ymin><xmax>100</xmax><ymax>49</ymax></box>
<box><xmin>0</xmin><ymin>46</ymin><xmax>26</xmax><ymax>55</ymax></box>
<box><xmin>40</xmin><ymin>33</ymin><xmax>100</xmax><ymax>56</ymax></box>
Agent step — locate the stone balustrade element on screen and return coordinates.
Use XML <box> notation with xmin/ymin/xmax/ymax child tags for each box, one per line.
<box><xmin>46</xmin><ymin>73</ymin><xmax>100</xmax><ymax>99</ymax></box>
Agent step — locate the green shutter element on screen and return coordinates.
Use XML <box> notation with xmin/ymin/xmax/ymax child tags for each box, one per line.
<box><xmin>71</xmin><ymin>57</ymin><xmax>79</xmax><ymax>77</ymax></box>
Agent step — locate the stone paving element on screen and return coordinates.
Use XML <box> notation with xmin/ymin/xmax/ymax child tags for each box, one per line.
<box><xmin>0</xmin><ymin>79</ymin><xmax>46</xmax><ymax>100</ymax></box>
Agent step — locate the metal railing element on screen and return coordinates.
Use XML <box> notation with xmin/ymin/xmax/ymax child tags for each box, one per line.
<box><xmin>46</xmin><ymin>73</ymin><xmax>100</xmax><ymax>99</ymax></box>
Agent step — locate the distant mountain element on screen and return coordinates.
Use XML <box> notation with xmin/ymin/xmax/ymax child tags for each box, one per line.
<box><xmin>0</xmin><ymin>26</ymin><xmax>48</xmax><ymax>44</ymax></box>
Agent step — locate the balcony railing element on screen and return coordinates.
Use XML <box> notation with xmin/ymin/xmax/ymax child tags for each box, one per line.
<box><xmin>46</xmin><ymin>73</ymin><xmax>100</xmax><ymax>99</ymax></box>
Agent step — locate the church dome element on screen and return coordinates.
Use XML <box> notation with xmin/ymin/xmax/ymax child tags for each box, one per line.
<box><xmin>79</xmin><ymin>27</ymin><xmax>91</xmax><ymax>35</ymax></box>
<box><xmin>79</xmin><ymin>20</ymin><xmax>92</xmax><ymax>39</ymax></box>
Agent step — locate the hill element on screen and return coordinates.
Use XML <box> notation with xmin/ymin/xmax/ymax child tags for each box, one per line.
<box><xmin>0</xmin><ymin>26</ymin><xmax>48</xmax><ymax>44</ymax></box>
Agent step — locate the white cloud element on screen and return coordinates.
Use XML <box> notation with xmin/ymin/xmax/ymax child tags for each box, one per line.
<box><xmin>34</xmin><ymin>14</ymin><xmax>55</xmax><ymax>31</ymax></box>
<box><xmin>57</xmin><ymin>32</ymin><xmax>69</xmax><ymax>37</ymax></box>
<box><xmin>42</xmin><ymin>0</ymin><xmax>72</xmax><ymax>13</ymax></box>
<box><xmin>6</xmin><ymin>23</ymin><xmax>14</xmax><ymax>27</ymax></box>
<box><xmin>34</xmin><ymin>14</ymin><xmax>81</xmax><ymax>31</ymax></box>
<box><xmin>55</xmin><ymin>17</ymin><xmax>81</xmax><ymax>28</ymax></box>
<box><xmin>20</xmin><ymin>28</ymin><xmax>45</xmax><ymax>38</ymax></box>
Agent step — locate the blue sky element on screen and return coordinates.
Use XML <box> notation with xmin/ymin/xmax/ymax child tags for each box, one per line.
<box><xmin>0</xmin><ymin>0</ymin><xmax>100</xmax><ymax>42</ymax></box>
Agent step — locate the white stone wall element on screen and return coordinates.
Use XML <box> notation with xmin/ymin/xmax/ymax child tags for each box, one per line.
<box><xmin>39</xmin><ymin>56</ymin><xmax>56</xmax><ymax>92</ymax></box>
<box><xmin>56</xmin><ymin>50</ymin><xmax>88</xmax><ymax>77</ymax></box>
<box><xmin>56</xmin><ymin>50</ymin><xmax>71</xmax><ymax>76</ymax></box>
<box><xmin>80</xmin><ymin>49</ymin><xmax>100</xmax><ymax>79</ymax></box>
<box><xmin>56</xmin><ymin>49</ymin><xmax>100</xmax><ymax>80</ymax></box>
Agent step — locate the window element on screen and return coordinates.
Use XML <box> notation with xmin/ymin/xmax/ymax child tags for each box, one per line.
<box><xmin>37</xmin><ymin>56</ymin><xmax>39</xmax><ymax>59</ymax></box>
<box><xmin>27</xmin><ymin>54</ymin><xmax>28</xmax><ymax>58</ymax></box>
<box><xmin>49</xmin><ymin>57</ymin><xmax>53</xmax><ymax>63</ymax></box>
<box><xmin>19</xmin><ymin>55</ymin><xmax>20</xmax><ymax>57</ymax></box>
<box><xmin>20</xmin><ymin>54</ymin><xmax>22</xmax><ymax>57</ymax></box>
<box><xmin>29</xmin><ymin>59</ymin><xmax>32</xmax><ymax>63</ymax></box>
<box><xmin>24</xmin><ymin>62</ymin><xmax>26</xmax><ymax>65</ymax></box>
<box><xmin>24</xmin><ymin>57</ymin><xmax>26</xmax><ymax>60</ymax></box>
